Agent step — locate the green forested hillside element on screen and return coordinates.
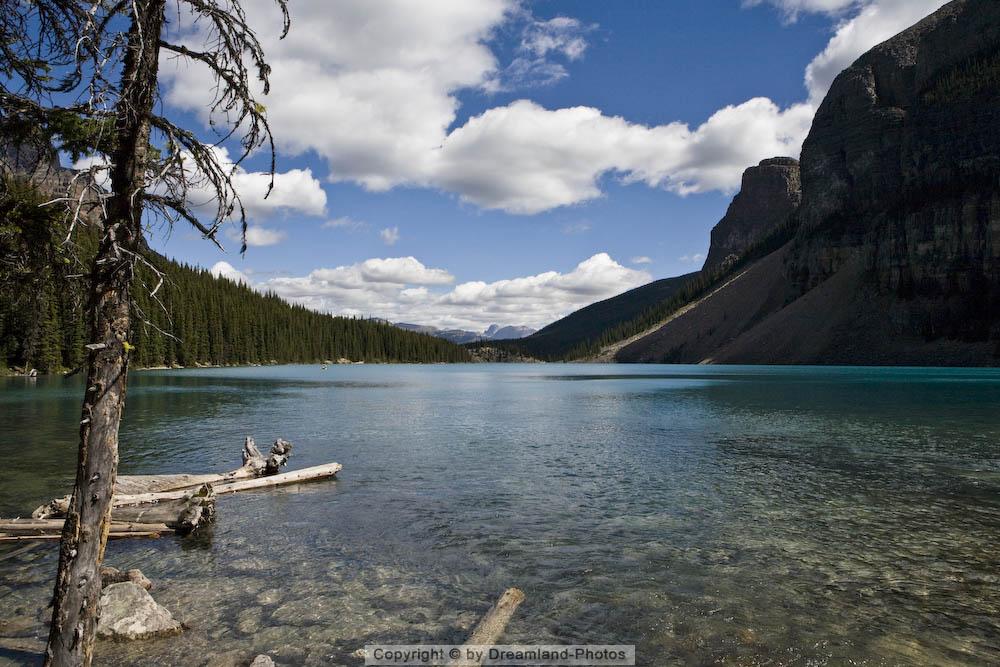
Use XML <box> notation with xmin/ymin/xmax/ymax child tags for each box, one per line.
<box><xmin>0</xmin><ymin>178</ymin><xmax>469</xmax><ymax>373</ymax></box>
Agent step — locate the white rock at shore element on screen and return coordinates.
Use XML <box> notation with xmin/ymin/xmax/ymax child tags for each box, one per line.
<box><xmin>97</xmin><ymin>582</ymin><xmax>182</xmax><ymax>641</ymax></box>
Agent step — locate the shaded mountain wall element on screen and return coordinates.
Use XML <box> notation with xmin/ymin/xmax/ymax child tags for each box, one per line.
<box><xmin>704</xmin><ymin>157</ymin><xmax>801</xmax><ymax>271</ymax></box>
<box><xmin>618</xmin><ymin>0</ymin><xmax>1000</xmax><ymax>365</ymax></box>
<box><xmin>787</xmin><ymin>0</ymin><xmax>1000</xmax><ymax>343</ymax></box>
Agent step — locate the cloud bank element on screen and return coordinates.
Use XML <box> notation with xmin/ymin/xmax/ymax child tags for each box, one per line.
<box><xmin>260</xmin><ymin>253</ymin><xmax>649</xmax><ymax>330</ymax></box>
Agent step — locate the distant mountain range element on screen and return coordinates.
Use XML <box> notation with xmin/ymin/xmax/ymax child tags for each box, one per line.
<box><xmin>500</xmin><ymin>0</ymin><xmax>1000</xmax><ymax>366</ymax></box>
<box><xmin>395</xmin><ymin>322</ymin><xmax>536</xmax><ymax>345</ymax></box>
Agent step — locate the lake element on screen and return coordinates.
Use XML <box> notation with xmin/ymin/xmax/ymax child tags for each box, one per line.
<box><xmin>1</xmin><ymin>364</ymin><xmax>999</xmax><ymax>666</ymax></box>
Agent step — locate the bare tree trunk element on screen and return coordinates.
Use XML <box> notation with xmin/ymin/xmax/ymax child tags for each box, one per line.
<box><xmin>45</xmin><ymin>2</ymin><xmax>166</xmax><ymax>665</ymax></box>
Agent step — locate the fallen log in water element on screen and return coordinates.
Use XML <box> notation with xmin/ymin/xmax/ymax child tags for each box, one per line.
<box><xmin>0</xmin><ymin>542</ymin><xmax>41</xmax><ymax>564</ymax></box>
<box><xmin>112</xmin><ymin>436</ymin><xmax>293</xmax><ymax>496</ymax></box>
<box><xmin>0</xmin><ymin>519</ymin><xmax>170</xmax><ymax>533</ymax></box>
<box><xmin>210</xmin><ymin>462</ymin><xmax>343</xmax><ymax>495</ymax></box>
<box><xmin>109</xmin><ymin>463</ymin><xmax>343</xmax><ymax>506</ymax></box>
<box><xmin>20</xmin><ymin>438</ymin><xmax>339</xmax><ymax>540</ymax></box>
<box><xmin>464</xmin><ymin>588</ymin><xmax>525</xmax><ymax>647</ymax></box>
<box><xmin>0</xmin><ymin>532</ymin><xmax>163</xmax><ymax>542</ymax></box>
<box><xmin>448</xmin><ymin>588</ymin><xmax>526</xmax><ymax>666</ymax></box>
<box><xmin>0</xmin><ymin>519</ymin><xmax>170</xmax><ymax>542</ymax></box>
<box><xmin>111</xmin><ymin>484</ymin><xmax>215</xmax><ymax>534</ymax></box>
<box><xmin>32</xmin><ymin>437</ymin><xmax>295</xmax><ymax>521</ymax></box>
<box><xmin>31</xmin><ymin>484</ymin><xmax>215</xmax><ymax>534</ymax></box>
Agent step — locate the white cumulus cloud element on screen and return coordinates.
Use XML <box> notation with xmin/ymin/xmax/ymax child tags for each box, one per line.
<box><xmin>240</xmin><ymin>226</ymin><xmax>286</xmax><ymax>247</ymax></box>
<box><xmin>434</xmin><ymin>98</ymin><xmax>813</xmax><ymax>213</ymax></box>
<box><xmin>72</xmin><ymin>146</ymin><xmax>326</xmax><ymax>228</ymax></box>
<box><xmin>260</xmin><ymin>253</ymin><xmax>649</xmax><ymax>330</ymax></box>
<box><xmin>159</xmin><ymin>0</ymin><xmax>948</xmax><ymax>217</ymax></box>
<box><xmin>210</xmin><ymin>261</ymin><xmax>250</xmax><ymax>285</ymax></box>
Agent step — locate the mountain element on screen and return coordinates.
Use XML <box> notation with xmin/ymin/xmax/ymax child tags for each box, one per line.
<box><xmin>617</xmin><ymin>0</ymin><xmax>1000</xmax><ymax>366</ymax></box>
<box><xmin>504</xmin><ymin>273</ymin><xmax>698</xmax><ymax>360</ymax></box>
<box><xmin>703</xmin><ymin>157</ymin><xmax>800</xmax><ymax>271</ymax></box>
<box><xmin>396</xmin><ymin>322</ymin><xmax>536</xmax><ymax>345</ymax></box>
<box><xmin>0</xmin><ymin>157</ymin><xmax>470</xmax><ymax>373</ymax></box>
<box><xmin>484</xmin><ymin>324</ymin><xmax>536</xmax><ymax>340</ymax></box>
<box><xmin>493</xmin><ymin>0</ymin><xmax>999</xmax><ymax>367</ymax></box>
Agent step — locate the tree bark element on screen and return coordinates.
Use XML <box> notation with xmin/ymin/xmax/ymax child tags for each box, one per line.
<box><xmin>45</xmin><ymin>2</ymin><xmax>166</xmax><ymax>665</ymax></box>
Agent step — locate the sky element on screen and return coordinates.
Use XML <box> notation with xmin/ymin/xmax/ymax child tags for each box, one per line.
<box><xmin>139</xmin><ymin>0</ymin><xmax>949</xmax><ymax>332</ymax></box>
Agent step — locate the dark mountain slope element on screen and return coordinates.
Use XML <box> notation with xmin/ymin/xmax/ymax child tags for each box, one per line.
<box><xmin>511</xmin><ymin>272</ymin><xmax>697</xmax><ymax>360</ymax></box>
<box><xmin>616</xmin><ymin>247</ymin><xmax>794</xmax><ymax>363</ymax></box>
<box><xmin>504</xmin><ymin>157</ymin><xmax>803</xmax><ymax>362</ymax></box>
<box><xmin>619</xmin><ymin>0</ymin><xmax>1000</xmax><ymax>366</ymax></box>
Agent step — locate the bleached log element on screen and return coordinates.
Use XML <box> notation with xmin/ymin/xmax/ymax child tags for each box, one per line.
<box><xmin>30</xmin><ymin>486</ymin><xmax>214</xmax><ymax>534</ymax></box>
<box><xmin>34</xmin><ymin>436</ymin><xmax>297</xmax><ymax>518</ymax></box>
<box><xmin>111</xmin><ymin>489</ymin><xmax>195</xmax><ymax>506</ymax></box>
<box><xmin>0</xmin><ymin>519</ymin><xmax>169</xmax><ymax>541</ymax></box>
<box><xmin>89</xmin><ymin>463</ymin><xmax>340</xmax><ymax>509</ymax></box>
<box><xmin>0</xmin><ymin>531</ymin><xmax>163</xmax><ymax>542</ymax></box>
<box><xmin>109</xmin><ymin>484</ymin><xmax>215</xmax><ymax>534</ymax></box>
<box><xmin>0</xmin><ymin>519</ymin><xmax>170</xmax><ymax>533</ymax></box>
<box><xmin>113</xmin><ymin>436</ymin><xmax>293</xmax><ymax>494</ymax></box>
<box><xmin>34</xmin><ymin>470</ymin><xmax>246</xmax><ymax>516</ymax></box>
<box><xmin>449</xmin><ymin>588</ymin><xmax>526</xmax><ymax>666</ymax></box>
<box><xmin>114</xmin><ymin>472</ymin><xmax>246</xmax><ymax>495</ymax></box>
<box><xmin>210</xmin><ymin>462</ymin><xmax>342</xmax><ymax>495</ymax></box>
<box><xmin>465</xmin><ymin>588</ymin><xmax>525</xmax><ymax>646</ymax></box>
<box><xmin>242</xmin><ymin>435</ymin><xmax>267</xmax><ymax>474</ymax></box>
<box><xmin>266</xmin><ymin>438</ymin><xmax>293</xmax><ymax>475</ymax></box>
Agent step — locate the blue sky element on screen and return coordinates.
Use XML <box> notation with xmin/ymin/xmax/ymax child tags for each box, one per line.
<box><xmin>145</xmin><ymin>0</ymin><xmax>947</xmax><ymax>331</ymax></box>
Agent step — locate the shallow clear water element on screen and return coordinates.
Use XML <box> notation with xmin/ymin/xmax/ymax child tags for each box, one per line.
<box><xmin>1</xmin><ymin>364</ymin><xmax>999</xmax><ymax>666</ymax></box>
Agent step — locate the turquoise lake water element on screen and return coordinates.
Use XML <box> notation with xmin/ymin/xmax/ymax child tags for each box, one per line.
<box><xmin>1</xmin><ymin>364</ymin><xmax>999</xmax><ymax>665</ymax></box>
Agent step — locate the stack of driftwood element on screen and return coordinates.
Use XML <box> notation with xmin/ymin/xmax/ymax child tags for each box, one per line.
<box><xmin>0</xmin><ymin>437</ymin><xmax>342</xmax><ymax>542</ymax></box>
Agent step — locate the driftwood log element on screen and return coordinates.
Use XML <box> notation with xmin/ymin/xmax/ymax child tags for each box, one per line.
<box><xmin>0</xmin><ymin>519</ymin><xmax>170</xmax><ymax>542</ymax></box>
<box><xmin>25</xmin><ymin>438</ymin><xmax>340</xmax><ymax>540</ymax></box>
<box><xmin>210</xmin><ymin>462</ymin><xmax>342</xmax><ymax>495</ymax></box>
<box><xmin>242</xmin><ymin>436</ymin><xmax>293</xmax><ymax>476</ymax></box>
<box><xmin>111</xmin><ymin>436</ymin><xmax>293</xmax><ymax>496</ymax></box>
<box><xmin>33</xmin><ymin>483</ymin><xmax>215</xmax><ymax>535</ymax></box>
<box><xmin>111</xmin><ymin>484</ymin><xmax>215</xmax><ymax>534</ymax></box>
<box><xmin>465</xmin><ymin>588</ymin><xmax>525</xmax><ymax>646</ymax></box>
<box><xmin>447</xmin><ymin>588</ymin><xmax>526</xmax><ymax>666</ymax></box>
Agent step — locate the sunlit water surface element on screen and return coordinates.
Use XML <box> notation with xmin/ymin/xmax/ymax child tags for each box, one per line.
<box><xmin>1</xmin><ymin>364</ymin><xmax>999</xmax><ymax>666</ymax></box>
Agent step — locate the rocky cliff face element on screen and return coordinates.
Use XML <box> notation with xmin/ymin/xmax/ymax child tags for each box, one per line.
<box><xmin>1</xmin><ymin>140</ymin><xmax>89</xmax><ymax>201</ymax></box>
<box><xmin>703</xmin><ymin>157</ymin><xmax>801</xmax><ymax>271</ymax></box>
<box><xmin>787</xmin><ymin>0</ymin><xmax>1000</xmax><ymax>342</ymax></box>
<box><xmin>617</xmin><ymin>0</ymin><xmax>1000</xmax><ymax>365</ymax></box>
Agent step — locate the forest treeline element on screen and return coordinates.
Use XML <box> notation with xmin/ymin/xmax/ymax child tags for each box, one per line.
<box><xmin>0</xmin><ymin>177</ymin><xmax>470</xmax><ymax>373</ymax></box>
